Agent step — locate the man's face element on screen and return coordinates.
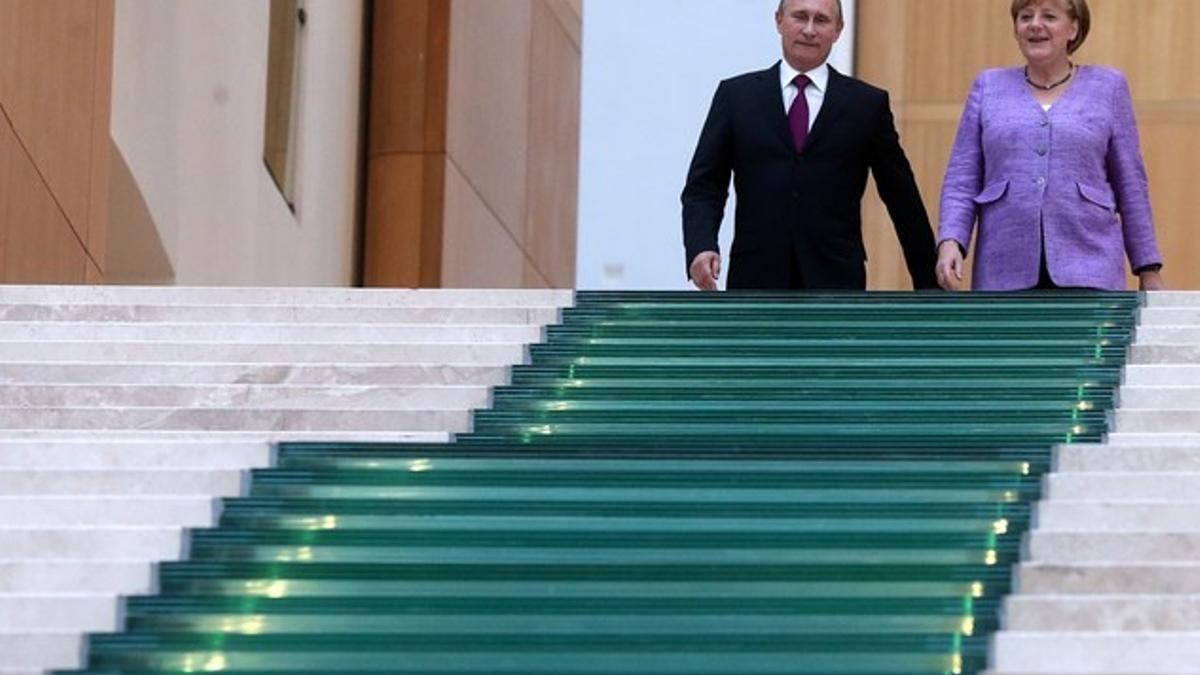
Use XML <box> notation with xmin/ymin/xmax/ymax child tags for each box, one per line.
<box><xmin>776</xmin><ymin>0</ymin><xmax>843</xmax><ymax>72</ymax></box>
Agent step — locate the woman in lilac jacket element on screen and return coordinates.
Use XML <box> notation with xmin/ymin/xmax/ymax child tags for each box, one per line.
<box><xmin>936</xmin><ymin>0</ymin><xmax>1166</xmax><ymax>292</ymax></box>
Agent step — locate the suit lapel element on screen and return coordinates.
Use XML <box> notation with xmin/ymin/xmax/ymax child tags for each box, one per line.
<box><xmin>805</xmin><ymin>66</ymin><xmax>850</xmax><ymax>153</ymax></box>
<box><xmin>759</xmin><ymin>62</ymin><xmax>795</xmax><ymax>152</ymax></box>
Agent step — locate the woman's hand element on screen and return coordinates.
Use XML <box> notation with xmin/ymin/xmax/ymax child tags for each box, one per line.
<box><xmin>935</xmin><ymin>241</ymin><xmax>965</xmax><ymax>291</ymax></box>
<box><xmin>1139</xmin><ymin>269</ymin><xmax>1167</xmax><ymax>292</ymax></box>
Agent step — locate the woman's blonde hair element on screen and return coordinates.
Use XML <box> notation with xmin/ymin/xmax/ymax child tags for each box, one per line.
<box><xmin>1010</xmin><ymin>0</ymin><xmax>1091</xmax><ymax>54</ymax></box>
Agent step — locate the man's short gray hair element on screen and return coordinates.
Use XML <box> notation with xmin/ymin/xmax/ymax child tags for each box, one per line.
<box><xmin>777</xmin><ymin>0</ymin><xmax>844</xmax><ymax>24</ymax></box>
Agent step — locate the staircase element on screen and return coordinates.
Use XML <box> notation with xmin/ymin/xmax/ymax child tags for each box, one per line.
<box><xmin>0</xmin><ymin>286</ymin><xmax>570</xmax><ymax>675</ymax></box>
<box><xmin>989</xmin><ymin>292</ymin><xmax>1200</xmax><ymax>674</ymax></box>
<box><xmin>48</xmin><ymin>291</ymin><xmax>1142</xmax><ymax>674</ymax></box>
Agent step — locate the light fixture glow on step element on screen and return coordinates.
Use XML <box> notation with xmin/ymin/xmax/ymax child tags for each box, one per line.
<box><xmin>182</xmin><ymin>652</ymin><xmax>227</xmax><ymax>673</ymax></box>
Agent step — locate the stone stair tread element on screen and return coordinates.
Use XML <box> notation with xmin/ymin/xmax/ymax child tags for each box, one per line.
<box><xmin>0</xmin><ymin>384</ymin><xmax>491</xmax><ymax>411</ymax></box>
<box><xmin>1118</xmin><ymin>386</ymin><xmax>1200</xmax><ymax>409</ymax></box>
<box><xmin>1027</xmin><ymin>532</ymin><xmax>1200</xmax><ymax>563</ymax></box>
<box><xmin>1055</xmin><ymin>445</ymin><xmax>1200</xmax><ymax>472</ymax></box>
<box><xmin>0</xmin><ymin>322</ymin><xmax>543</xmax><ymax>343</ymax></box>
<box><xmin>0</xmin><ymin>342</ymin><xmax>528</xmax><ymax>365</ymax></box>
<box><xmin>1113</xmin><ymin>409</ymin><xmax>1200</xmax><ymax>432</ymax></box>
<box><xmin>1016</xmin><ymin>562</ymin><xmax>1200</xmax><ymax>595</ymax></box>
<box><xmin>0</xmin><ymin>593</ymin><xmax>120</xmax><ymax>633</ymax></box>
<box><xmin>0</xmin><ymin>496</ymin><xmax>217</xmax><ymax>527</ymax></box>
<box><xmin>1129</xmin><ymin>344</ymin><xmax>1200</xmax><ymax>364</ymax></box>
<box><xmin>1034</xmin><ymin>502</ymin><xmax>1200</xmax><ymax>532</ymax></box>
<box><xmin>991</xmin><ymin>631</ymin><xmax>1200</xmax><ymax>673</ymax></box>
<box><xmin>0</xmin><ymin>527</ymin><xmax>185</xmax><ymax>560</ymax></box>
<box><xmin>0</xmin><ymin>303</ymin><xmax>563</xmax><ymax>325</ymax></box>
<box><xmin>0</xmin><ymin>408</ymin><xmax>472</xmax><ymax>432</ymax></box>
<box><xmin>0</xmin><ymin>362</ymin><xmax>511</xmax><ymax>386</ymax></box>
<box><xmin>0</xmin><ymin>469</ymin><xmax>245</xmax><ymax>497</ymax></box>
<box><xmin>0</xmin><ymin>561</ymin><xmax>154</xmax><ymax>595</ymax></box>
<box><xmin>1106</xmin><ymin>433</ymin><xmax>1200</xmax><ymax>446</ymax></box>
<box><xmin>0</xmin><ymin>440</ymin><xmax>271</xmax><ymax>469</ymax></box>
<box><xmin>0</xmin><ymin>285</ymin><xmax>575</xmax><ymax>306</ymax></box>
<box><xmin>1146</xmin><ymin>293</ymin><xmax>1200</xmax><ymax>307</ymax></box>
<box><xmin>0</xmin><ymin>632</ymin><xmax>84</xmax><ymax>669</ymax></box>
<box><xmin>0</xmin><ymin>429</ymin><xmax>451</xmax><ymax>441</ymax></box>
<box><xmin>1044</xmin><ymin>473</ymin><xmax>1200</xmax><ymax>501</ymax></box>
<box><xmin>1003</xmin><ymin>594</ymin><xmax>1200</xmax><ymax>632</ymax></box>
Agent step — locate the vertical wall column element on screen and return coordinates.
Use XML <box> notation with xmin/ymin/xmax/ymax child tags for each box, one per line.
<box><xmin>363</xmin><ymin>0</ymin><xmax>450</xmax><ymax>288</ymax></box>
<box><xmin>0</xmin><ymin>0</ymin><xmax>114</xmax><ymax>284</ymax></box>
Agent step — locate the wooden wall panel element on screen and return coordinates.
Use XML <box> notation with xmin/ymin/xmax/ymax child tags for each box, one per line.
<box><xmin>1140</xmin><ymin>122</ymin><xmax>1200</xmax><ymax>287</ymax></box>
<box><xmin>1085</xmin><ymin>0</ymin><xmax>1200</xmax><ymax>101</ymax></box>
<box><xmin>0</xmin><ymin>0</ymin><xmax>101</xmax><ymax>249</ymax></box>
<box><xmin>545</xmin><ymin>0</ymin><xmax>582</xmax><ymax>49</ymax></box>
<box><xmin>86</xmin><ymin>0</ymin><xmax>114</xmax><ymax>269</ymax></box>
<box><xmin>857</xmin><ymin>0</ymin><xmax>1200</xmax><ymax>290</ymax></box>
<box><xmin>441</xmin><ymin>159</ymin><xmax>530</xmax><ymax>288</ymax></box>
<box><xmin>0</xmin><ymin>0</ymin><xmax>112</xmax><ymax>283</ymax></box>
<box><xmin>0</xmin><ymin>117</ymin><xmax>12</xmax><ymax>281</ymax></box>
<box><xmin>1</xmin><ymin>117</ymin><xmax>86</xmax><ymax>283</ymax></box>
<box><xmin>446</xmin><ymin>0</ymin><xmax>532</xmax><ymax>239</ymax></box>
<box><xmin>524</xmin><ymin>0</ymin><xmax>580</xmax><ymax>288</ymax></box>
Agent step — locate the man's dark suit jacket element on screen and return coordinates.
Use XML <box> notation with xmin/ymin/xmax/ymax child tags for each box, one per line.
<box><xmin>682</xmin><ymin>63</ymin><xmax>938</xmax><ymax>290</ymax></box>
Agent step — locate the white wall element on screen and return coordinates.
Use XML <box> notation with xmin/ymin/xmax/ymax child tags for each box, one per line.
<box><xmin>110</xmin><ymin>0</ymin><xmax>363</xmax><ymax>286</ymax></box>
<box><xmin>577</xmin><ymin>0</ymin><xmax>856</xmax><ymax>290</ymax></box>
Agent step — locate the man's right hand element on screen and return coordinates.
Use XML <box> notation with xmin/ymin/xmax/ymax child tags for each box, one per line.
<box><xmin>689</xmin><ymin>251</ymin><xmax>721</xmax><ymax>291</ymax></box>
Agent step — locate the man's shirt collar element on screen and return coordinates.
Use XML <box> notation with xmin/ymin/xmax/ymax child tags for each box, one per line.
<box><xmin>780</xmin><ymin>60</ymin><xmax>830</xmax><ymax>93</ymax></box>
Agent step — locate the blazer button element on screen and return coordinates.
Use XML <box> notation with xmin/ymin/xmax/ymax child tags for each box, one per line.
<box><xmin>1035</xmin><ymin>176</ymin><xmax>1046</xmax><ymax>186</ymax></box>
<box><xmin>1036</xmin><ymin>145</ymin><xmax>1047</xmax><ymax>156</ymax></box>
<box><xmin>1040</xmin><ymin>119</ymin><xmax>1049</xmax><ymax>127</ymax></box>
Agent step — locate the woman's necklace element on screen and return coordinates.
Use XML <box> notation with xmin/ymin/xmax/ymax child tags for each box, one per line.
<box><xmin>1025</xmin><ymin>62</ymin><xmax>1075</xmax><ymax>91</ymax></box>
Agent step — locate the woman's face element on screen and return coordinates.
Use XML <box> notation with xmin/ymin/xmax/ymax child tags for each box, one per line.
<box><xmin>1014</xmin><ymin>0</ymin><xmax>1079</xmax><ymax>65</ymax></box>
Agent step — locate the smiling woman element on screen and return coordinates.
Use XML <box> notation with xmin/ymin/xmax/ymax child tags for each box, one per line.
<box><xmin>936</xmin><ymin>0</ymin><xmax>1166</xmax><ymax>293</ymax></box>
<box><xmin>1012</xmin><ymin>0</ymin><xmax>1088</xmax><ymax>103</ymax></box>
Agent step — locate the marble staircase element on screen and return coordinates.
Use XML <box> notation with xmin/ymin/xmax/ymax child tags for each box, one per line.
<box><xmin>48</xmin><ymin>291</ymin><xmax>1145</xmax><ymax>675</ymax></box>
<box><xmin>989</xmin><ymin>292</ymin><xmax>1200</xmax><ymax>674</ymax></box>
<box><xmin>0</xmin><ymin>286</ymin><xmax>571</xmax><ymax>675</ymax></box>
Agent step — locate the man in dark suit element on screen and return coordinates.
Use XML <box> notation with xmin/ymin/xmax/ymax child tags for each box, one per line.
<box><xmin>682</xmin><ymin>0</ymin><xmax>938</xmax><ymax>291</ymax></box>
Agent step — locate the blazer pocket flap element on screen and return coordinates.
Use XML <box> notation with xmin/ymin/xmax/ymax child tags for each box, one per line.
<box><xmin>972</xmin><ymin>180</ymin><xmax>1009</xmax><ymax>205</ymax></box>
<box><xmin>1077</xmin><ymin>182</ymin><xmax>1116</xmax><ymax>210</ymax></box>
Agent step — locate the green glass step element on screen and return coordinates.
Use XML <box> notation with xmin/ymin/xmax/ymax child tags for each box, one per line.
<box><xmin>457</xmin><ymin>428</ymin><xmax>1106</xmax><ymax>448</ymax></box>
<box><xmin>219</xmin><ymin>497</ymin><xmax>1033</xmax><ymax>520</ymax></box>
<box><xmin>78</xmin><ymin>634</ymin><xmax>991</xmax><ymax>674</ymax></box>
<box><xmin>510</xmin><ymin>364</ymin><xmax>1122</xmax><ymax>382</ymax></box>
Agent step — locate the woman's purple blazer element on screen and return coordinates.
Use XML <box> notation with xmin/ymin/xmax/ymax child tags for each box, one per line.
<box><xmin>938</xmin><ymin>66</ymin><xmax>1162</xmax><ymax>291</ymax></box>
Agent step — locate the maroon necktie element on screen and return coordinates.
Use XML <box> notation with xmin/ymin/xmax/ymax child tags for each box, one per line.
<box><xmin>788</xmin><ymin>74</ymin><xmax>811</xmax><ymax>152</ymax></box>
